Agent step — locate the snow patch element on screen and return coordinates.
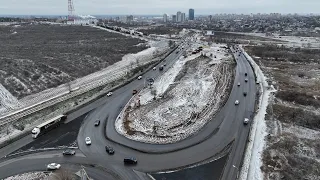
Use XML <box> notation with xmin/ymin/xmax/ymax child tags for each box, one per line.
<box><xmin>4</xmin><ymin>172</ymin><xmax>49</xmax><ymax>180</ymax></box>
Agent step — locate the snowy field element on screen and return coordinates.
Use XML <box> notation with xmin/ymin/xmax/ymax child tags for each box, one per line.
<box><xmin>4</xmin><ymin>172</ymin><xmax>49</xmax><ymax>180</ymax></box>
<box><xmin>115</xmin><ymin>43</ymin><xmax>234</xmax><ymax>144</ymax></box>
<box><xmin>235</xmin><ymin>32</ymin><xmax>320</xmax><ymax>48</ymax></box>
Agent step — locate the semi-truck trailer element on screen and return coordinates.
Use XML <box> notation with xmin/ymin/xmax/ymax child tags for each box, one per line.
<box><xmin>31</xmin><ymin>115</ymin><xmax>67</xmax><ymax>138</ymax></box>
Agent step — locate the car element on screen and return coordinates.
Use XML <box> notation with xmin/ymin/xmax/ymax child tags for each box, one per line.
<box><xmin>237</xmin><ymin>82</ymin><xmax>241</xmax><ymax>86</ymax></box>
<box><xmin>85</xmin><ymin>137</ymin><xmax>91</xmax><ymax>145</ymax></box>
<box><xmin>159</xmin><ymin>66</ymin><xmax>164</xmax><ymax>71</ymax></box>
<box><xmin>163</xmin><ymin>64</ymin><xmax>166</xmax><ymax>66</ymax></box>
<box><xmin>235</xmin><ymin>100</ymin><xmax>240</xmax><ymax>105</ymax></box>
<box><xmin>153</xmin><ymin>67</ymin><xmax>157</xmax><ymax>70</ymax></box>
<box><xmin>47</xmin><ymin>163</ymin><xmax>61</xmax><ymax>170</ymax></box>
<box><xmin>256</xmin><ymin>81</ymin><xmax>260</xmax><ymax>84</ymax></box>
<box><xmin>94</xmin><ymin>120</ymin><xmax>100</xmax><ymax>126</ymax></box>
<box><xmin>137</xmin><ymin>76</ymin><xmax>142</xmax><ymax>80</ymax></box>
<box><xmin>105</xmin><ymin>146</ymin><xmax>115</xmax><ymax>154</ymax></box>
<box><xmin>132</xmin><ymin>89</ymin><xmax>138</xmax><ymax>95</ymax></box>
<box><xmin>243</xmin><ymin>92</ymin><xmax>247</xmax><ymax>96</ymax></box>
<box><xmin>245</xmin><ymin>73</ymin><xmax>248</xmax><ymax>76</ymax></box>
<box><xmin>107</xmin><ymin>92</ymin><xmax>113</xmax><ymax>96</ymax></box>
<box><xmin>63</xmin><ymin>149</ymin><xmax>76</xmax><ymax>156</ymax></box>
<box><xmin>245</xmin><ymin>78</ymin><xmax>248</xmax><ymax>82</ymax></box>
<box><xmin>124</xmin><ymin>157</ymin><xmax>138</xmax><ymax>165</ymax></box>
<box><xmin>243</xmin><ymin>118</ymin><xmax>249</xmax><ymax>125</ymax></box>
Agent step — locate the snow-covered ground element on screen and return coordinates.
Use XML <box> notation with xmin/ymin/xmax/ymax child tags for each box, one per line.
<box><xmin>239</xmin><ymin>45</ymin><xmax>276</xmax><ymax>180</ymax></box>
<box><xmin>0</xmin><ymin>84</ymin><xmax>21</xmax><ymax>114</ymax></box>
<box><xmin>234</xmin><ymin>32</ymin><xmax>320</xmax><ymax>48</ymax></box>
<box><xmin>4</xmin><ymin>172</ymin><xmax>49</xmax><ymax>180</ymax></box>
<box><xmin>115</xmin><ymin>43</ymin><xmax>234</xmax><ymax>144</ymax></box>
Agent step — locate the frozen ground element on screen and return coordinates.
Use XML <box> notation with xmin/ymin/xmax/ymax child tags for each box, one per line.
<box><xmin>239</xmin><ymin>45</ymin><xmax>276</xmax><ymax>180</ymax></box>
<box><xmin>0</xmin><ymin>84</ymin><xmax>21</xmax><ymax>114</ymax></box>
<box><xmin>4</xmin><ymin>172</ymin><xmax>49</xmax><ymax>180</ymax></box>
<box><xmin>115</xmin><ymin>43</ymin><xmax>234</xmax><ymax>144</ymax></box>
<box><xmin>235</xmin><ymin>32</ymin><xmax>320</xmax><ymax>48</ymax></box>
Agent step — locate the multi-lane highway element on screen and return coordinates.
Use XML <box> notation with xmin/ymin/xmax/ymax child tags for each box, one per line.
<box><xmin>0</xmin><ymin>43</ymin><xmax>257</xmax><ymax>180</ymax></box>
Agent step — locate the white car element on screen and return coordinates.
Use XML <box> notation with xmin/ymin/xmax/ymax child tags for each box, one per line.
<box><xmin>107</xmin><ymin>92</ymin><xmax>113</xmax><ymax>96</ymax></box>
<box><xmin>235</xmin><ymin>100</ymin><xmax>240</xmax><ymax>105</ymax></box>
<box><xmin>237</xmin><ymin>82</ymin><xmax>241</xmax><ymax>86</ymax></box>
<box><xmin>153</xmin><ymin>67</ymin><xmax>157</xmax><ymax>70</ymax></box>
<box><xmin>137</xmin><ymin>76</ymin><xmax>142</xmax><ymax>80</ymax></box>
<box><xmin>245</xmin><ymin>78</ymin><xmax>248</xmax><ymax>82</ymax></box>
<box><xmin>47</xmin><ymin>163</ymin><xmax>61</xmax><ymax>170</ymax></box>
<box><xmin>243</xmin><ymin>118</ymin><xmax>249</xmax><ymax>125</ymax></box>
<box><xmin>85</xmin><ymin>137</ymin><xmax>91</xmax><ymax>145</ymax></box>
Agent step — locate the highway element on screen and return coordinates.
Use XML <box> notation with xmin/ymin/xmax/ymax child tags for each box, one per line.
<box><xmin>0</xmin><ymin>43</ymin><xmax>257</xmax><ymax>180</ymax></box>
<box><xmin>77</xmin><ymin>44</ymin><xmax>257</xmax><ymax>175</ymax></box>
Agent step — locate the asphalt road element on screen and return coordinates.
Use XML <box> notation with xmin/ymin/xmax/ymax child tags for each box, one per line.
<box><xmin>77</xmin><ymin>43</ymin><xmax>256</xmax><ymax>176</ymax></box>
<box><xmin>0</xmin><ymin>150</ymin><xmax>145</xmax><ymax>180</ymax></box>
<box><xmin>0</xmin><ymin>42</ymin><xmax>256</xmax><ymax>180</ymax></box>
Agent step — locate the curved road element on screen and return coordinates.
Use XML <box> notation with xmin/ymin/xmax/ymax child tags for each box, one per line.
<box><xmin>77</xmin><ymin>44</ymin><xmax>256</xmax><ymax>176</ymax></box>
<box><xmin>0</xmin><ymin>43</ymin><xmax>256</xmax><ymax>180</ymax></box>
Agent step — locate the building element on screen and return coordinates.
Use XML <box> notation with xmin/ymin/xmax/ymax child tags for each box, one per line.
<box><xmin>189</xmin><ymin>9</ymin><xmax>195</xmax><ymax>20</ymax></box>
<box><xmin>181</xmin><ymin>13</ymin><xmax>186</xmax><ymax>22</ymax></box>
<box><xmin>163</xmin><ymin>14</ymin><xmax>168</xmax><ymax>23</ymax></box>
<box><xmin>177</xmin><ymin>11</ymin><xmax>182</xmax><ymax>22</ymax></box>
<box><xmin>172</xmin><ymin>15</ymin><xmax>177</xmax><ymax>22</ymax></box>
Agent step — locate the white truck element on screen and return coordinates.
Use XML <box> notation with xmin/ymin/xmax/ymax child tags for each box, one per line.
<box><xmin>31</xmin><ymin>115</ymin><xmax>67</xmax><ymax>138</ymax></box>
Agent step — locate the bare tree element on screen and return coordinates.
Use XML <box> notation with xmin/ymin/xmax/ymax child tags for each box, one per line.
<box><xmin>49</xmin><ymin>169</ymin><xmax>76</xmax><ymax>180</ymax></box>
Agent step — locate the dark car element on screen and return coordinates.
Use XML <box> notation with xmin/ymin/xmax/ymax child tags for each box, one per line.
<box><xmin>94</xmin><ymin>120</ymin><xmax>100</xmax><ymax>126</ymax></box>
<box><xmin>159</xmin><ymin>66</ymin><xmax>164</xmax><ymax>71</ymax></box>
<box><xmin>124</xmin><ymin>157</ymin><xmax>138</xmax><ymax>165</ymax></box>
<box><xmin>63</xmin><ymin>149</ymin><xmax>76</xmax><ymax>156</ymax></box>
<box><xmin>105</xmin><ymin>146</ymin><xmax>115</xmax><ymax>155</ymax></box>
<box><xmin>243</xmin><ymin>92</ymin><xmax>247</xmax><ymax>96</ymax></box>
<box><xmin>245</xmin><ymin>73</ymin><xmax>248</xmax><ymax>76</ymax></box>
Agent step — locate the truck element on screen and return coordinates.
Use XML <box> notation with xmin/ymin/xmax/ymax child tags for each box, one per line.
<box><xmin>31</xmin><ymin>115</ymin><xmax>67</xmax><ymax>138</ymax></box>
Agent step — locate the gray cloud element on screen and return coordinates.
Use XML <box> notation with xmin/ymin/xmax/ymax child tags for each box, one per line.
<box><xmin>0</xmin><ymin>0</ymin><xmax>319</xmax><ymax>15</ymax></box>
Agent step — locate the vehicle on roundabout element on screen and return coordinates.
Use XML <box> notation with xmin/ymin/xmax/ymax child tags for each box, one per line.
<box><xmin>63</xmin><ymin>149</ymin><xmax>76</xmax><ymax>156</ymax></box>
<box><xmin>85</xmin><ymin>137</ymin><xmax>91</xmax><ymax>145</ymax></box>
<box><xmin>105</xmin><ymin>146</ymin><xmax>115</xmax><ymax>155</ymax></box>
<box><xmin>94</xmin><ymin>120</ymin><xmax>100</xmax><ymax>126</ymax></box>
<box><xmin>124</xmin><ymin>157</ymin><xmax>138</xmax><ymax>165</ymax></box>
<box><xmin>235</xmin><ymin>100</ymin><xmax>240</xmax><ymax>105</ymax></box>
<box><xmin>107</xmin><ymin>92</ymin><xmax>113</xmax><ymax>96</ymax></box>
<box><xmin>47</xmin><ymin>163</ymin><xmax>61</xmax><ymax>170</ymax></box>
<box><xmin>243</xmin><ymin>118</ymin><xmax>250</xmax><ymax>125</ymax></box>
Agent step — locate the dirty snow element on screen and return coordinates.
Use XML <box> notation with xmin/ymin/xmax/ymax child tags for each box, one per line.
<box><xmin>239</xmin><ymin>45</ymin><xmax>276</xmax><ymax>180</ymax></box>
<box><xmin>0</xmin><ymin>84</ymin><xmax>21</xmax><ymax>114</ymax></box>
<box><xmin>4</xmin><ymin>172</ymin><xmax>49</xmax><ymax>180</ymax></box>
<box><xmin>115</xmin><ymin>44</ymin><xmax>234</xmax><ymax>144</ymax></box>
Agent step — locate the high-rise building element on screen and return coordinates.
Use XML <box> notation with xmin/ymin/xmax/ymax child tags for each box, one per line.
<box><xmin>177</xmin><ymin>11</ymin><xmax>182</xmax><ymax>22</ymax></box>
<box><xmin>189</xmin><ymin>9</ymin><xmax>195</xmax><ymax>20</ymax></box>
<box><xmin>172</xmin><ymin>15</ymin><xmax>177</xmax><ymax>22</ymax></box>
<box><xmin>181</xmin><ymin>13</ymin><xmax>186</xmax><ymax>22</ymax></box>
<box><xmin>163</xmin><ymin>14</ymin><xmax>168</xmax><ymax>23</ymax></box>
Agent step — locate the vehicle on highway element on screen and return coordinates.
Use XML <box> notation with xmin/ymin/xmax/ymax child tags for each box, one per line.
<box><xmin>132</xmin><ymin>89</ymin><xmax>138</xmax><ymax>95</ymax></box>
<box><xmin>245</xmin><ymin>72</ymin><xmax>248</xmax><ymax>76</ymax></box>
<box><xmin>153</xmin><ymin>67</ymin><xmax>157</xmax><ymax>70</ymax></box>
<box><xmin>243</xmin><ymin>92</ymin><xmax>247</xmax><ymax>96</ymax></box>
<box><xmin>245</xmin><ymin>78</ymin><xmax>248</xmax><ymax>82</ymax></box>
<box><xmin>105</xmin><ymin>146</ymin><xmax>115</xmax><ymax>154</ymax></box>
<box><xmin>47</xmin><ymin>163</ymin><xmax>61</xmax><ymax>170</ymax></box>
<box><xmin>94</xmin><ymin>120</ymin><xmax>100</xmax><ymax>126</ymax></box>
<box><xmin>85</xmin><ymin>137</ymin><xmax>91</xmax><ymax>145</ymax></box>
<box><xmin>138</xmin><ymin>76</ymin><xmax>142</xmax><ymax>80</ymax></box>
<box><xmin>243</xmin><ymin>118</ymin><xmax>249</xmax><ymax>125</ymax></box>
<box><xmin>124</xmin><ymin>157</ymin><xmax>138</xmax><ymax>165</ymax></box>
<box><xmin>31</xmin><ymin>115</ymin><xmax>67</xmax><ymax>139</ymax></box>
<box><xmin>63</xmin><ymin>149</ymin><xmax>76</xmax><ymax>156</ymax></box>
<box><xmin>107</xmin><ymin>92</ymin><xmax>113</xmax><ymax>96</ymax></box>
<box><xmin>235</xmin><ymin>100</ymin><xmax>240</xmax><ymax>105</ymax></box>
<box><xmin>237</xmin><ymin>82</ymin><xmax>241</xmax><ymax>86</ymax></box>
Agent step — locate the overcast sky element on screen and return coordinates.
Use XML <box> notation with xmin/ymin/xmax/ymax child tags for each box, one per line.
<box><xmin>0</xmin><ymin>0</ymin><xmax>319</xmax><ymax>15</ymax></box>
